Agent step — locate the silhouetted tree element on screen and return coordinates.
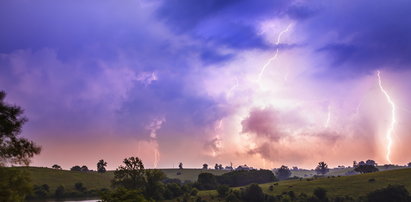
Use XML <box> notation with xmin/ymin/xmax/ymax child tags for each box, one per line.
<box><xmin>179</xmin><ymin>162</ymin><xmax>183</xmax><ymax>169</ymax></box>
<box><xmin>80</xmin><ymin>165</ymin><xmax>89</xmax><ymax>172</ymax></box>
<box><xmin>52</xmin><ymin>164</ymin><xmax>62</xmax><ymax>170</ymax></box>
<box><xmin>315</xmin><ymin>162</ymin><xmax>330</xmax><ymax>175</ymax></box>
<box><xmin>112</xmin><ymin>157</ymin><xmax>145</xmax><ymax>190</ymax></box>
<box><xmin>366</xmin><ymin>159</ymin><xmax>377</xmax><ymax>166</ymax></box>
<box><xmin>275</xmin><ymin>165</ymin><xmax>292</xmax><ymax>180</ymax></box>
<box><xmin>408</xmin><ymin>162</ymin><xmax>411</xmax><ymax>167</ymax></box>
<box><xmin>242</xmin><ymin>184</ymin><xmax>264</xmax><ymax>202</ymax></box>
<box><xmin>97</xmin><ymin>159</ymin><xmax>107</xmax><ymax>173</ymax></box>
<box><xmin>366</xmin><ymin>185</ymin><xmax>410</xmax><ymax>202</ymax></box>
<box><xmin>0</xmin><ymin>91</ymin><xmax>41</xmax><ymax>166</ymax></box>
<box><xmin>70</xmin><ymin>165</ymin><xmax>81</xmax><ymax>171</ymax></box>
<box><xmin>215</xmin><ymin>163</ymin><xmax>219</xmax><ymax>170</ymax></box>
<box><xmin>202</xmin><ymin>163</ymin><xmax>208</xmax><ymax>170</ymax></box>
<box><xmin>218</xmin><ymin>164</ymin><xmax>223</xmax><ymax>170</ymax></box>
<box><xmin>354</xmin><ymin>164</ymin><xmax>379</xmax><ymax>174</ymax></box>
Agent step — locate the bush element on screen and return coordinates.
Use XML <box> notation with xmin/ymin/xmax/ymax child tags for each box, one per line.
<box><xmin>242</xmin><ymin>184</ymin><xmax>264</xmax><ymax>202</ymax></box>
<box><xmin>0</xmin><ymin>168</ymin><xmax>32</xmax><ymax>201</ymax></box>
<box><xmin>313</xmin><ymin>187</ymin><xmax>328</xmax><ymax>201</ymax></box>
<box><xmin>74</xmin><ymin>182</ymin><xmax>86</xmax><ymax>192</ymax></box>
<box><xmin>100</xmin><ymin>187</ymin><xmax>146</xmax><ymax>202</ymax></box>
<box><xmin>190</xmin><ymin>188</ymin><xmax>198</xmax><ymax>196</ymax></box>
<box><xmin>366</xmin><ymin>185</ymin><xmax>410</xmax><ymax>202</ymax></box>
<box><xmin>217</xmin><ymin>169</ymin><xmax>277</xmax><ymax>187</ymax></box>
<box><xmin>217</xmin><ymin>185</ymin><xmax>230</xmax><ymax>197</ymax></box>
<box><xmin>55</xmin><ymin>185</ymin><xmax>65</xmax><ymax>198</ymax></box>
<box><xmin>197</xmin><ymin>173</ymin><xmax>218</xmax><ymax>190</ymax></box>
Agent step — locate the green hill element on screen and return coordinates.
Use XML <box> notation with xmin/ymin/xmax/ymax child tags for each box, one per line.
<box><xmin>199</xmin><ymin>168</ymin><xmax>411</xmax><ymax>199</ymax></box>
<box><xmin>10</xmin><ymin>167</ymin><xmax>229</xmax><ymax>193</ymax></box>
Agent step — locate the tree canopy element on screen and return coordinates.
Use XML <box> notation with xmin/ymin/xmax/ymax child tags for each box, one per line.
<box><xmin>0</xmin><ymin>91</ymin><xmax>41</xmax><ymax>166</ymax></box>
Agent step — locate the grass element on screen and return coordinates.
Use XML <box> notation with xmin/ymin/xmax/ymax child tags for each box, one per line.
<box><xmin>11</xmin><ymin>167</ymin><xmax>228</xmax><ymax>193</ymax></box>
<box><xmin>11</xmin><ymin>166</ymin><xmax>411</xmax><ymax>200</ymax></box>
<box><xmin>201</xmin><ymin>167</ymin><xmax>411</xmax><ymax>199</ymax></box>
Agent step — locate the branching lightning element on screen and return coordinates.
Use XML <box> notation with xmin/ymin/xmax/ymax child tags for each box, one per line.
<box><xmin>377</xmin><ymin>71</ymin><xmax>396</xmax><ymax>164</ymax></box>
<box><xmin>256</xmin><ymin>24</ymin><xmax>292</xmax><ymax>82</ymax></box>
<box><xmin>226</xmin><ymin>77</ymin><xmax>239</xmax><ymax>99</ymax></box>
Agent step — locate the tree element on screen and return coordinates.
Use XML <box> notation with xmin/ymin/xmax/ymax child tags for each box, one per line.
<box><xmin>52</xmin><ymin>164</ymin><xmax>62</xmax><ymax>170</ymax></box>
<box><xmin>202</xmin><ymin>163</ymin><xmax>208</xmax><ymax>170</ymax></box>
<box><xmin>215</xmin><ymin>163</ymin><xmax>219</xmax><ymax>170</ymax></box>
<box><xmin>70</xmin><ymin>165</ymin><xmax>81</xmax><ymax>171</ymax></box>
<box><xmin>275</xmin><ymin>165</ymin><xmax>292</xmax><ymax>180</ymax></box>
<box><xmin>112</xmin><ymin>157</ymin><xmax>146</xmax><ymax>190</ymax></box>
<box><xmin>74</xmin><ymin>182</ymin><xmax>86</xmax><ymax>192</ymax></box>
<box><xmin>55</xmin><ymin>185</ymin><xmax>65</xmax><ymax>198</ymax></box>
<box><xmin>218</xmin><ymin>164</ymin><xmax>223</xmax><ymax>170</ymax></box>
<box><xmin>366</xmin><ymin>185</ymin><xmax>410</xmax><ymax>202</ymax></box>
<box><xmin>354</xmin><ymin>164</ymin><xmax>379</xmax><ymax>174</ymax></box>
<box><xmin>313</xmin><ymin>187</ymin><xmax>328</xmax><ymax>201</ymax></box>
<box><xmin>144</xmin><ymin>169</ymin><xmax>166</xmax><ymax>200</ymax></box>
<box><xmin>408</xmin><ymin>162</ymin><xmax>411</xmax><ymax>167</ymax></box>
<box><xmin>179</xmin><ymin>162</ymin><xmax>183</xmax><ymax>169</ymax></box>
<box><xmin>0</xmin><ymin>167</ymin><xmax>32</xmax><ymax>201</ymax></box>
<box><xmin>242</xmin><ymin>184</ymin><xmax>264</xmax><ymax>202</ymax></box>
<box><xmin>315</xmin><ymin>162</ymin><xmax>330</xmax><ymax>175</ymax></box>
<box><xmin>217</xmin><ymin>185</ymin><xmax>229</xmax><ymax>197</ymax></box>
<box><xmin>366</xmin><ymin>159</ymin><xmax>377</xmax><ymax>166</ymax></box>
<box><xmin>197</xmin><ymin>173</ymin><xmax>218</xmax><ymax>190</ymax></box>
<box><xmin>0</xmin><ymin>91</ymin><xmax>41</xmax><ymax>166</ymax></box>
<box><xmin>80</xmin><ymin>165</ymin><xmax>89</xmax><ymax>172</ymax></box>
<box><xmin>97</xmin><ymin>159</ymin><xmax>107</xmax><ymax>173</ymax></box>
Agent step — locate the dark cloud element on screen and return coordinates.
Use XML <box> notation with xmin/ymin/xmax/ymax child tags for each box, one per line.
<box><xmin>156</xmin><ymin>0</ymin><xmax>292</xmax><ymax>50</ymax></box>
<box><xmin>241</xmin><ymin>107</ymin><xmax>283</xmax><ymax>140</ymax></box>
<box><xmin>301</xmin><ymin>0</ymin><xmax>411</xmax><ymax>76</ymax></box>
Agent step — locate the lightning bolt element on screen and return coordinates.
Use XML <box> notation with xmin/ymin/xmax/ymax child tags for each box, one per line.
<box><xmin>226</xmin><ymin>77</ymin><xmax>239</xmax><ymax>99</ymax></box>
<box><xmin>324</xmin><ymin>104</ymin><xmax>331</xmax><ymax>128</ymax></box>
<box><xmin>256</xmin><ymin>24</ymin><xmax>292</xmax><ymax>82</ymax></box>
<box><xmin>377</xmin><ymin>70</ymin><xmax>396</xmax><ymax>164</ymax></box>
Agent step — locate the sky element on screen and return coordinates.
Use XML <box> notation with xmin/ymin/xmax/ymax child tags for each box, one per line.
<box><xmin>1</xmin><ymin>0</ymin><xmax>411</xmax><ymax>170</ymax></box>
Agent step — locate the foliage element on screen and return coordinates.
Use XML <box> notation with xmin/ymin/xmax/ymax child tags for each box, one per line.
<box><xmin>0</xmin><ymin>91</ymin><xmax>41</xmax><ymax>166</ymax></box>
<box><xmin>196</xmin><ymin>172</ymin><xmax>218</xmax><ymax>190</ymax></box>
<box><xmin>52</xmin><ymin>164</ymin><xmax>62</xmax><ymax>169</ymax></box>
<box><xmin>81</xmin><ymin>165</ymin><xmax>89</xmax><ymax>172</ymax></box>
<box><xmin>55</xmin><ymin>185</ymin><xmax>65</xmax><ymax>198</ymax></box>
<box><xmin>313</xmin><ymin>187</ymin><xmax>328</xmax><ymax>201</ymax></box>
<box><xmin>70</xmin><ymin>165</ymin><xmax>81</xmax><ymax>171</ymax></box>
<box><xmin>217</xmin><ymin>169</ymin><xmax>277</xmax><ymax>187</ymax></box>
<box><xmin>202</xmin><ymin>163</ymin><xmax>208</xmax><ymax>169</ymax></box>
<box><xmin>33</xmin><ymin>184</ymin><xmax>49</xmax><ymax>198</ymax></box>
<box><xmin>366</xmin><ymin>185</ymin><xmax>410</xmax><ymax>202</ymax></box>
<box><xmin>112</xmin><ymin>157</ymin><xmax>145</xmax><ymax>190</ymax></box>
<box><xmin>144</xmin><ymin>169</ymin><xmax>166</xmax><ymax>200</ymax></box>
<box><xmin>179</xmin><ymin>162</ymin><xmax>183</xmax><ymax>169</ymax></box>
<box><xmin>97</xmin><ymin>159</ymin><xmax>107</xmax><ymax>173</ymax></box>
<box><xmin>315</xmin><ymin>162</ymin><xmax>330</xmax><ymax>175</ymax></box>
<box><xmin>354</xmin><ymin>164</ymin><xmax>379</xmax><ymax>174</ymax></box>
<box><xmin>0</xmin><ymin>167</ymin><xmax>32</xmax><ymax>201</ymax></box>
<box><xmin>217</xmin><ymin>184</ymin><xmax>230</xmax><ymax>197</ymax></box>
<box><xmin>101</xmin><ymin>187</ymin><xmax>147</xmax><ymax>202</ymax></box>
<box><xmin>242</xmin><ymin>183</ymin><xmax>264</xmax><ymax>202</ymax></box>
<box><xmin>74</xmin><ymin>182</ymin><xmax>86</xmax><ymax>192</ymax></box>
<box><xmin>275</xmin><ymin>165</ymin><xmax>292</xmax><ymax>180</ymax></box>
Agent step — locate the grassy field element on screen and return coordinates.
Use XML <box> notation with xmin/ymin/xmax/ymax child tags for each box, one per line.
<box><xmin>11</xmin><ymin>167</ymin><xmax>229</xmax><ymax>193</ymax></box>
<box><xmin>12</xmin><ymin>166</ymin><xmax>411</xmax><ymax>200</ymax></box>
<box><xmin>199</xmin><ymin>167</ymin><xmax>411</xmax><ymax>199</ymax></box>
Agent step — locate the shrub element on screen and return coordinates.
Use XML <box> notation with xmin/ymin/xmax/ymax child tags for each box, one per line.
<box><xmin>217</xmin><ymin>185</ymin><xmax>230</xmax><ymax>197</ymax></box>
<box><xmin>366</xmin><ymin>185</ymin><xmax>410</xmax><ymax>202</ymax></box>
<box><xmin>242</xmin><ymin>184</ymin><xmax>264</xmax><ymax>202</ymax></box>
<box><xmin>55</xmin><ymin>185</ymin><xmax>65</xmax><ymax>198</ymax></box>
<box><xmin>313</xmin><ymin>187</ymin><xmax>328</xmax><ymax>201</ymax></box>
